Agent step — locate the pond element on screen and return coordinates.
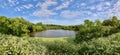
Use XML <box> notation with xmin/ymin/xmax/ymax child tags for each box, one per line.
<box><xmin>34</xmin><ymin>30</ymin><xmax>76</xmax><ymax>38</ymax></box>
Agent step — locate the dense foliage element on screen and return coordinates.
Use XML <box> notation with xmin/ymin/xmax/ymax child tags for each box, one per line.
<box><xmin>42</xmin><ymin>41</ymin><xmax>78</xmax><ymax>55</ymax></box>
<box><xmin>77</xmin><ymin>33</ymin><xmax>120</xmax><ymax>55</ymax></box>
<box><xmin>0</xmin><ymin>32</ymin><xmax>120</xmax><ymax>55</ymax></box>
<box><xmin>75</xmin><ymin>16</ymin><xmax>120</xmax><ymax>43</ymax></box>
<box><xmin>0</xmin><ymin>16</ymin><xmax>120</xmax><ymax>55</ymax></box>
<box><xmin>0</xmin><ymin>16</ymin><xmax>43</xmax><ymax>37</ymax></box>
<box><xmin>41</xmin><ymin>24</ymin><xmax>76</xmax><ymax>30</ymax></box>
<box><xmin>0</xmin><ymin>33</ymin><xmax>46</xmax><ymax>55</ymax></box>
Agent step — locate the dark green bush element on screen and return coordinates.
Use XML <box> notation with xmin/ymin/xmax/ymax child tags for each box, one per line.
<box><xmin>75</xmin><ymin>26</ymin><xmax>113</xmax><ymax>43</ymax></box>
<box><xmin>0</xmin><ymin>16</ymin><xmax>44</xmax><ymax>37</ymax></box>
<box><xmin>75</xmin><ymin>27</ymin><xmax>100</xmax><ymax>43</ymax></box>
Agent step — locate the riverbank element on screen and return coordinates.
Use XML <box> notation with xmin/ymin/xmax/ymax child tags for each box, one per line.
<box><xmin>35</xmin><ymin>37</ymin><xmax>75</xmax><ymax>43</ymax></box>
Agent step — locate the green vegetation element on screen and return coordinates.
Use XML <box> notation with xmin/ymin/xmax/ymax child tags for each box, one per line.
<box><xmin>0</xmin><ymin>16</ymin><xmax>120</xmax><ymax>55</ymax></box>
<box><xmin>0</xmin><ymin>33</ymin><xmax>46</xmax><ymax>55</ymax></box>
<box><xmin>0</xmin><ymin>16</ymin><xmax>77</xmax><ymax>37</ymax></box>
<box><xmin>0</xmin><ymin>16</ymin><xmax>44</xmax><ymax>37</ymax></box>
<box><xmin>0</xmin><ymin>32</ymin><xmax>120</xmax><ymax>55</ymax></box>
<box><xmin>41</xmin><ymin>24</ymin><xmax>76</xmax><ymax>30</ymax></box>
<box><xmin>76</xmin><ymin>33</ymin><xmax>120</xmax><ymax>55</ymax></box>
<box><xmin>75</xmin><ymin>16</ymin><xmax>120</xmax><ymax>43</ymax></box>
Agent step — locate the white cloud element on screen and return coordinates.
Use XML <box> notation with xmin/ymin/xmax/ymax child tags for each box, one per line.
<box><xmin>95</xmin><ymin>2</ymin><xmax>109</xmax><ymax>11</ymax></box>
<box><xmin>15</xmin><ymin>4</ymin><xmax>33</xmax><ymax>11</ymax></box>
<box><xmin>112</xmin><ymin>0</ymin><xmax>120</xmax><ymax>12</ymax></box>
<box><xmin>33</xmin><ymin>0</ymin><xmax>57</xmax><ymax>17</ymax></box>
<box><xmin>40</xmin><ymin>0</ymin><xmax>57</xmax><ymax>9</ymax></box>
<box><xmin>91</xmin><ymin>0</ymin><xmax>120</xmax><ymax>20</ymax></box>
<box><xmin>35</xmin><ymin>2</ymin><xmax>41</xmax><ymax>7</ymax></box>
<box><xmin>84</xmin><ymin>0</ymin><xmax>120</xmax><ymax>20</ymax></box>
<box><xmin>0</xmin><ymin>2</ymin><xmax>7</xmax><ymax>8</ymax></box>
<box><xmin>105</xmin><ymin>2</ymin><xmax>111</xmax><ymax>6</ymax></box>
<box><xmin>8</xmin><ymin>0</ymin><xmax>19</xmax><ymax>6</ymax></box>
<box><xmin>89</xmin><ymin>6</ymin><xmax>96</xmax><ymax>10</ymax></box>
<box><xmin>108</xmin><ymin>0</ymin><xmax>120</xmax><ymax>18</ymax></box>
<box><xmin>61</xmin><ymin>10</ymin><xmax>81</xmax><ymax>18</ymax></box>
<box><xmin>55</xmin><ymin>0</ymin><xmax>73</xmax><ymax>10</ymax></box>
<box><xmin>0</xmin><ymin>0</ymin><xmax>19</xmax><ymax>8</ymax></box>
<box><xmin>60</xmin><ymin>10</ymin><xmax>93</xmax><ymax>18</ymax></box>
<box><xmin>96</xmin><ymin>4</ymin><xmax>103</xmax><ymax>11</ymax></box>
<box><xmin>80</xmin><ymin>3</ymin><xmax>86</xmax><ymax>6</ymax></box>
<box><xmin>33</xmin><ymin>9</ymin><xmax>56</xmax><ymax>17</ymax></box>
<box><xmin>3</xmin><ymin>0</ymin><xmax>120</xmax><ymax>25</ymax></box>
<box><xmin>90</xmin><ymin>0</ymin><xmax>105</xmax><ymax>3</ymax></box>
<box><xmin>32</xmin><ymin>18</ymin><xmax>83</xmax><ymax>25</ymax></box>
<box><xmin>87</xmin><ymin>1</ymin><xmax>111</xmax><ymax>11</ymax></box>
<box><xmin>15</xmin><ymin>7</ymin><xmax>21</xmax><ymax>11</ymax></box>
<box><xmin>23</xmin><ymin>4</ymin><xmax>33</xmax><ymax>9</ymax></box>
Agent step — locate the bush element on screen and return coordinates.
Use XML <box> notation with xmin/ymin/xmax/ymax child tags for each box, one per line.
<box><xmin>77</xmin><ymin>33</ymin><xmax>120</xmax><ymax>55</ymax></box>
<box><xmin>0</xmin><ymin>34</ymin><xmax>46</xmax><ymax>55</ymax></box>
<box><xmin>42</xmin><ymin>41</ymin><xmax>78</xmax><ymax>55</ymax></box>
<box><xmin>75</xmin><ymin>26</ymin><xmax>113</xmax><ymax>43</ymax></box>
<box><xmin>0</xmin><ymin>33</ymin><xmax>120</xmax><ymax>55</ymax></box>
<box><xmin>75</xmin><ymin>27</ymin><xmax>101</xmax><ymax>43</ymax></box>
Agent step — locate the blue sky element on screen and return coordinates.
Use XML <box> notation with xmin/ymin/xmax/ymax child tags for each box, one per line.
<box><xmin>0</xmin><ymin>0</ymin><xmax>120</xmax><ymax>25</ymax></box>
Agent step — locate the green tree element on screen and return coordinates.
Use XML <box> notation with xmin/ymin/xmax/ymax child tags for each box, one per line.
<box><xmin>112</xmin><ymin>16</ymin><xmax>119</xmax><ymax>27</ymax></box>
<box><xmin>0</xmin><ymin>16</ymin><xmax>44</xmax><ymax>37</ymax></box>
<box><xmin>102</xmin><ymin>19</ymin><xmax>112</xmax><ymax>26</ymax></box>
<box><xmin>84</xmin><ymin>20</ymin><xmax>94</xmax><ymax>27</ymax></box>
<box><xmin>95</xmin><ymin>20</ymin><xmax>102</xmax><ymax>27</ymax></box>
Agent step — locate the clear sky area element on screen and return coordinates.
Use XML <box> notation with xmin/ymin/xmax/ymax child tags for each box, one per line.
<box><xmin>0</xmin><ymin>0</ymin><xmax>119</xmax><ymax>25</ymax></box>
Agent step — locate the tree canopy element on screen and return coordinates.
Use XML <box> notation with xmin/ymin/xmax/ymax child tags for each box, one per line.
<box><xmin>0</xmin><ymin>16</ymin><xmax>43</xmax><ymax>37</ymax></box>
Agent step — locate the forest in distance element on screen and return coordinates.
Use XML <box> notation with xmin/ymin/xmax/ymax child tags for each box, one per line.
<box><xmin>0</xmin><ymin>16</ymin><xmax>120</xmax><ymax>55</ymax></box>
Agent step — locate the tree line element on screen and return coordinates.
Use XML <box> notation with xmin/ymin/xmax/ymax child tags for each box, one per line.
<box><xmin>0</xmin><ymin>16</ymin><xmax>120</xmax><ymax>38</ymax></box>
<box><xmin>75</xmin><ymin>16</ymin><xmax>120</xmax><ymax>43</ymax></box>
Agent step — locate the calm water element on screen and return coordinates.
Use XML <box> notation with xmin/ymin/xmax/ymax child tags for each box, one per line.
<box><xmin>34</xmin><ymin>30</ymin><xmax>76</xmax><ymax>38</ymax></box>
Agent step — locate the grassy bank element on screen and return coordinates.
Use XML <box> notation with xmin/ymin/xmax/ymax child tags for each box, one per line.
<box><xmin>36</xmin><ymin>37</ymin><xmax>75</xmax><ymax>43</ymax></box>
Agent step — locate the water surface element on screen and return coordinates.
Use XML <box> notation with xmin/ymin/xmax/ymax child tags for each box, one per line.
<box><xmin>34</xmin><ymin>30</ymin><xmax>76</xmax><ymax>38</ymax></box>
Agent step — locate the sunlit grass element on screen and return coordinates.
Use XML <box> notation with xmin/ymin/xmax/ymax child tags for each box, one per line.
<box><xmin>34</xmin><ymin>37</ymin><xmax>75</xmax><ymax>43</ymax></box>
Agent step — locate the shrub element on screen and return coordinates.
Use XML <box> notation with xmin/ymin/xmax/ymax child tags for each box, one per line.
<box><xmin>0</xmin><ymin>35</ymin><xmax>46</xmax><ymax>55</ymax></box>
<box><xmin>75</xmin><ymin>26</ymin><xmax>113</xmax><ymax>43</ymax></box>
<box><xmin>77</xmin><ymin>33</ymin><xmax>120</xmax><ymax>55</ymax></box>
<box><xmin>0</xmin><ymin>33</ymin><xmax>120</xmax><ymax>55</ymax></box>
<box><xmin>43</xmin><ymin>41</ymin><xmax>78</xmax><ymax>55</ymax></box>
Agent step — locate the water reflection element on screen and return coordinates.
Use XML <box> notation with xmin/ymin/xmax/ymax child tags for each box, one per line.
<box><xmin>34</xmin><ymin>30</ymin><xmax>76</xmax><ymax>38</ymax></box>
